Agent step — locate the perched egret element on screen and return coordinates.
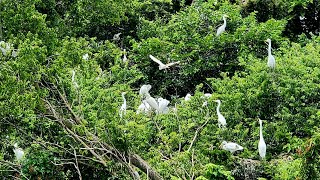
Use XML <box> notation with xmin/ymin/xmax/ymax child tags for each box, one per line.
<box><xmin>82</xmin><ymin>53</ymin><xmax>89</xmax><ymax>60</ymax></box>
<box><xmin>149</xmin><ymin>55</ymin><xmax>180</xmax><ymax>70</ymax></box>
<box><xmin>0</xmin><ymin>47</ymin><xmax>6</xmax><ymax>56</ymax></box>
<box><xmin>202</xmin><ymin>101</ymin><xmax>208</xmax><ymax>107</ymax></box>
<box><xmin>184</xmin><ymin>93</ymin><xmax>192</xmax><ymax>101</ymax></box>
<box><xmin>0</xmin><ymin>42</ymin><xmax>10</xmax><ymax>56</ymax></box>
<box><xmin>72</xmin><ymin>70</ymin><xmax>76</xmax><ymax>82</ymax></box>
<box><xmin>266</xmin><ymin>38</ymin><xmax>276</xmax><ymax>69</ymax></box>
<box><xmin>258</xmin><ymin>119</ymin><xmax>267</xmax><ymax>159</ymax></box>
<box><xmin>12</xmin><ymin>49</ymin><xmax>18</xmax><ymax>57</ymax></box>
<box><xmin>201</xmin><ymin>93</ymin><xmax>212</xmax><ymax>107</ymax></box>
<box><xmin>122</xmin><ymin>49</ymin><xmax>128</xmax><ymax>63</ymax></box>
<box><xmin>220</xmin><ymin>141</ymin><xmax>244</xmax><ymax>153</ymax></box>
<box><xmin>136</xmin><ymin>100</ymin><xmax>151</xmax><ymax>114</ymax></box>
<box><xmin>71</xmin><ymin>70</ymin><xmax>79</xmax><ymax>88</ymax></box>
<box><xmin>113</xmin><ymin>33</ymin><xmax>122</xmax><ymax>41</ymax></box>
<box><xmin>214</xmin><ymin>100</ymin><xmax>227</xmax><ymax>128</ymax></box>
<box><xmin>216</xmin><ymin>15</ymin><xmax>228</xmax><ymax>36</ymax></box>
<box><xmin>158</xmin><ymin>98</ymin><xmax>170</xmax><ymax>114</ymax></box>
<box><xmin>139</xmin><ymin>84</ymin><xmax>152</xmax><ymax>97</ymax></box>
<box><xmin>172</xmin><ymin>103</ymin><xmax>178</xmax><ymax>114</ymax></box>
<box><xmin>145</xmin><ymin>94</ymin><xmax>159</xmax><ymax>111</ymax></box>
<box><xmin>119</xmin><ymin>92</ymin><xmax>127</xmax><ymax>118</ymax></box>
<box><xmin>13</xmin><ymin>143</ymin><xmax>24</xmax><ymax>161</ymax></box>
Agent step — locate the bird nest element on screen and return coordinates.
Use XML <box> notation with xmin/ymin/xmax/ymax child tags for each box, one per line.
<box><xmin>231</xmin><ymin>158</ymin><xmax>262</xmax><ymax>180</ymax></box>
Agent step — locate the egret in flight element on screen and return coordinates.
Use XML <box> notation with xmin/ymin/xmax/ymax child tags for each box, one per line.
<box><xmin>13</xmin><ymin>143</ymin><xmax>25</xmax><ymax>161</ymax></box>
<box><xmin>266</xmin><ymin>38</ymin><xmax>276</xmax><ymax>69</ymax></box>
<box><xmin>216</xmin><ymin>15</ymin><xmax>228</xmax><ymax>36</ymax></box>
<box><xmin>258</xmin><ymin>119</ymin><xmax>267</xmax><ymax>159</ymax></box>
<box><xmin>215</xmin><ymin>100</ymin><xmax>227</xmax><ymax>128</ymax></box>
<box><xmin>149</xmin><ymin>55</ymin><xmax>180</xmax><ymax>70</ymax></box>
<box><xmin>119</xmin><ymin>92</ymin><xmax>127</xmax><ymax>118</ymax></box>
<box><xmin>220</xmin><ymin>141</ymin><xmax>243</xmax><ymax>153</ymax></box>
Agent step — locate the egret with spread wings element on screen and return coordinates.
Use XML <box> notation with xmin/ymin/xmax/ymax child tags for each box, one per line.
<box><xmin>149</xmin><ymin>55</ymin><xmax>180</xmax><ymax>70</ymax></box>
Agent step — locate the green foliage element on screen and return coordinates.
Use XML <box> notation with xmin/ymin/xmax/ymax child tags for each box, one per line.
<box><xmin>132</xmin><ymin>1</ymin><xmax>286</xmax><ymax>97</ymax></box>
<box><xmin>196</xmin><ymin>163</ymin><xmax>234</xmax><ymax>180</ymax></box>
<box><xmin>301</xmin><ymin>129</ymin><xmax>320</xmax><ymax>179</ymax></box>
<box><xmin>1</xmin><ymin>0</ymin><xmax>320</xmax><ymax>179</ymax></box>
<box><xmin>272</xmin><ymin>158</ymin><xmax>303</xmax><ymax>180</ymax></box>
<box><xmin>22</xmin><ymin>149</ymin><xmax>65</xmax><ymax>179</ymax></box>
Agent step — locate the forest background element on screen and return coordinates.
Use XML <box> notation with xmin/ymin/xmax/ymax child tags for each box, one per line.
<box><xmin>1</xmin><ymin>0</ymin><xmax>320</xmax><ymax>179</ymax></box>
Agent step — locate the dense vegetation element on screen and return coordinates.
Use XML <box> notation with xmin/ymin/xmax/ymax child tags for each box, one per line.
<box><xmin>1</xmin><ymin>0</ymin><xmax>320</xmax><ymax>179</ymax></box>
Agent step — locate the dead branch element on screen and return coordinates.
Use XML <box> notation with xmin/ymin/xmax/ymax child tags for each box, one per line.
<box><xmin>188</xmin><ymin>118</ymin><xmax>210</xmax><ymax>152</ymax></box>
<box><xmin>43</xmin><ymin>88</ymin><xmax>163</xmax><ymax>180</ymax></box>
<box><xmin>130</xmin><ymin>154</ymin><xmax>163</xmax><ymax>180</ymax></box>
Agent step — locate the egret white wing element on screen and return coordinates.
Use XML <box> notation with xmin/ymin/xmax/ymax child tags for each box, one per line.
<box><xmin>149</xmin><ymin>55</ymin><xmax>165</xmax><ymax>66</ymax></box>
<box><xmin>146</xmin><ymin>96</ymin><xmax>159</xmax><ymax>111</ymax></box>
<box><xmin>166</xmin><ymin>61</ymin><xmax>180</xmax><ymax>67</ymax></box>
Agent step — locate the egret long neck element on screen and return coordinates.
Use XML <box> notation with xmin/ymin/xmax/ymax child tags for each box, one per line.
<box><xmin>260</xmin><ymin>121</ymin><xmax>263</xmax><ymax>139</ymax></box>
<box><xmin>216</xmin><ymin>101</ymin><xmax>221</xmax><ymax>114</ymax></box>
<box><xmin>122</xmin><ymin>94</ymin><xmax>126</xmax><ymax>104</ymax></box>
<box><xmin>268</xmin><ymin>41</ymin><xmax>272</xmax><ymax>56</ymax></box>
<box><xmin>223</xmin><ymin>17</ymin><xmax>227</xmax><ymax>27</ymax></box>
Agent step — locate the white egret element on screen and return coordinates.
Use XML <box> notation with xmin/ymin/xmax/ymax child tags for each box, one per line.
<box><xmin>12</xmin><ymin>49</ymin><xmax>18</xmax><ymax>57</ymax></box>
<box><xmin>201</xmin><ymin>93</ymin><xmax>212</xmax><ymax>107</ymax></box>
<box><xmin>0</xmin><ymin>41</ymin><xmax>10</xmax><ymax>56</ymax></box>
<box><xmin>82</xmin><ymin>53</ymin><xmax>89</xmax><ymax>60</ymax></box>
<box><xmin>72</xmin><ymin>70</ymin><xmax>76</xmax><ymax>82</ymax></box>
<box><xmin>149</xmin><ymin>55</ymin><xmax>180</xmax><ymax>70</ymax></box>
<box><xmin>119</xmin><ymin>92</ymin><xmax>127</xmax><ymax>118</ymax></box>
<box><xmin>258</xmin><ymin>119</ymin><xmax>267</xmax><ymax>159</ymax></box>
<box><xmin>71</xmin><ymin>70</ymin><xmax>79</xmax><ymax>88</ymax></box>
<box><xmin>0</xmin><ymin>47</ymin><xmax>6</xmax><ymax>56</ymax></box>
<box><xmin>202</xmin><ymin>101</ymin><xmax>208</xmax><ymax>107</ymax></box>
<box><xmin>139</xmin><ymin>84</ymin><xmax>152</xmax><ymax>97</ymax></box>
<box><xmin>172</xmin><ymin>103</ymin><xmax>178</xmax><ymax>114</ymax></box>
<box><xmin>113</xmin><ymin>33</ymin><xmax>121</xmax><ymax>41</ymax></box>
<box><xmin>214</xmin><ymin>100</ymin><xmax>227</xmax><ymax>128</ymax></box>
<box><xmin>13</xmin><ymin>143</ymin><xmax>24</xmax><ymax>161</ymax></box>
<box><xmin>266</xmin><ymin>38</ymin><xmax>276</xmax><ymax>69</ymax></box>
<box><xmin>158</xmin><ymin>98</ymin><xmax>170</xmax><ymax>114</ymax></box>
<box><xmin>216</xmin><ymin>15</ymin><xmax>228</xmax><ymax>36</ymax></box>
<box><xmin>136</xmin><ymin>100</ymin><xmax>151</xmax><ymax>114</ymax></box>
<box><xmin>220</xmin><ymin>141</ymin><xmax>243</xmax><ymax>153</ymax></box>
<box><xmin>122</xmin><ymin>49</ymin><xmax>128</xmax><ymax>63</ymax></box>
<box><xmin>145</xmin><ymin>94</ymin><xmax>159</xmax><ymax>111</ymax></box>
<box><xmin>184</xmin><ymin>93</ymin><xmax>192</xmax><ymax>101</ymax></box>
